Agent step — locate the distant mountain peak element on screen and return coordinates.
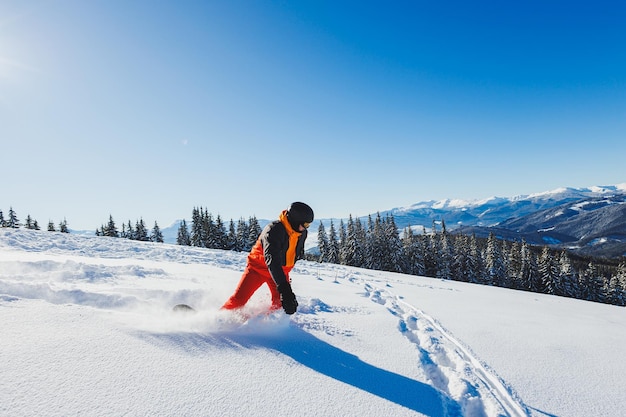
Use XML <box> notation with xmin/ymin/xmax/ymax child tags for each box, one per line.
<box><xmin>394</xmin><ymin>183</ymin><xmax>626</xmax><ymax>214</ymax></box>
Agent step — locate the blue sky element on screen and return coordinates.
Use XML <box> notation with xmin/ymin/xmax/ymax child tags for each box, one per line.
<box><xmin>1</xmin><ymin>0</ymin><xmax>625</xmax><ymax>230</ymax></box>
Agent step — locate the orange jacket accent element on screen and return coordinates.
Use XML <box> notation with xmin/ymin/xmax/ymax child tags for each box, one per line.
<box><xmin>280</xmin><ymin>210</ymin><xmax>301</xmax><ymax>267</ymax></box>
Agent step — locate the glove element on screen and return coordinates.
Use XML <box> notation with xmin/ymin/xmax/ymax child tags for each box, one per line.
<box><xmin>277</xmin><ymin>283</ymin><xmax>298</xmax><ymax>315</ymax></box>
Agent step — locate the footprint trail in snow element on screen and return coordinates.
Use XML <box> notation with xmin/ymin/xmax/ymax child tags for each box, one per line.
<box><xmin>363</xmin><ymin>282</ymin><xmax>530</xmax><ymax>417</ymax></box>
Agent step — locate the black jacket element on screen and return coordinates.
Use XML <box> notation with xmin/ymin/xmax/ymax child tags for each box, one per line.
<box><xmin>259</xmin><ymin>220</ymin><xmax>307</xmax><ymax>288</ymax></box>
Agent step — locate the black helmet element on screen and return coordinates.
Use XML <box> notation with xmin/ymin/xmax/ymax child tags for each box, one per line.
<box><xmin>287</xmin><ymin>202</ymin><xmax>314</xmax><ymax>230</ymax></box>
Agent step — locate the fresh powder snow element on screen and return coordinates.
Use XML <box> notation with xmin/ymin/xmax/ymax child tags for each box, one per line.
<box><xmin>1</xmin><ymin>229</ymin><xmax>625</xmax><ymax>417</ymax></box>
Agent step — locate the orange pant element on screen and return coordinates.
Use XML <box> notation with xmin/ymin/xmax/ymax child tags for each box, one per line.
<box><xmin>221</xmin><ymin>262</ymin><xmax>291</xmax><ymax>310</ymax></box>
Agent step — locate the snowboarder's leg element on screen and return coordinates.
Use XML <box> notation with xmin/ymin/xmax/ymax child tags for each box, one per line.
<box><xmin>221</xmin><ymin>264</ymin><xmax>266</xmax><ymax>310</ymax></box>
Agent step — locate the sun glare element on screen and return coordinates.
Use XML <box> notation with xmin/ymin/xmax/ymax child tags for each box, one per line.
<box><xmin>0</xmin><ymin>55</ymin><xmax>37</xmax><ymax>79</ymax></box>
<box><xmin>0</xmin><ymin>5</ymin><xmax>40</xmax><ymax>81</ymax></box>
<box><xmin>0</xmin><ymin>56</ymin><xmax>14</xmax><ymax>79</ymax></box>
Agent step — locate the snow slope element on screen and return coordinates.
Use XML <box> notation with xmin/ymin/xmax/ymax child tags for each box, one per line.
<box><xmin>1</xmin><ymin>229</ymin><xmax>625</xmax><ymax>417</ymax></box>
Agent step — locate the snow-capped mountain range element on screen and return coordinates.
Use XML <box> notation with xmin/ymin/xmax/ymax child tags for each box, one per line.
<box><xmin>386</xmin><ymin>184</ymin><xmax>626</xmax><ymax>230</ymax></box>
<box><xmin>384</xmin><ymin>184</ymin><xmax>626</xmax><ymax>258</ymax></box>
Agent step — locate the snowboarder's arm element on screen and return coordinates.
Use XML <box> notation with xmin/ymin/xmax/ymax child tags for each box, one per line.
<box><xmin>261</xmin><ymin>224</ymin><xmax>289</xmax><ymax>288</ymax></box>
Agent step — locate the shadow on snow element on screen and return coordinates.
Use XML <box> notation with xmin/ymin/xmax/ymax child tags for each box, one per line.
<box><xmin>139</xmin><ymin>324</ymin><xmax>461</xmax><ymax>417</ymax></box>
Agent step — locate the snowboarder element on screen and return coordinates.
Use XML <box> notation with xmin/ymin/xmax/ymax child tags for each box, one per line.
<box><xmin>221</xmin><ymin>202</ymin><xmax>314</xmax><ymax>315</ymax></box>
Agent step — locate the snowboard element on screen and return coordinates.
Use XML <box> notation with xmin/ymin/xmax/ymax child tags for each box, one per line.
<box><xmin>169</xmin><ymin>303</ymin><xmax>289</xmax><ymax>333</ymax></box>
<box><xmin>171</xmin><ymin>303</ymin><xmax>288</xmax><ymax>330</ymax></box>
<box><xmin>172</xmin><ymin>303</ymin><xmax>195</xmax><ymax>312</ymax></box>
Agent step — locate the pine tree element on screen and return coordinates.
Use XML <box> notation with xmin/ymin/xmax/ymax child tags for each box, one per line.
<box><xmin>451</xmin><ymin>234</ymin><xmax>469</xmax><ymax>282</ymax></box>
<box><xmin>105</xmin><ymin>215</ymin><xmax>118</xmax><ymax>237</ymax></box>
<box><xmin>618</xmin><ymin>262</ymin><xmax>626</xmax><ymax>306</ymax></box>
<box><xmin>609</xmin><ymin>262</ymin><xmax>626</xmax><ymax>306</ymax></box>
<box><xmin>213</xmin><ymin>215</ymin><xmax>227</xmax><ymax>249</ymax></box>
<box><xmin>423</xmin><ymin>224</ymin><xmax>438</xmax><ymax>278</ymax></box>
<box><xmin>7</xmin><ymin>207</ymin><xmax>19</xmax><ymax>228</ymax></box>
<box><xmin>382</xmin><ymin>214</ymin><xmax>404</xmax><ymax>273</ymax></box>
<box><xmin>520</xmin><ymin>240</ymin><xmax>539</xmax><ymax>291</ymax></box>
<box><xmin>485</xmin><ymin>233</ymin><xmax>506</xmax><ymax>286</ymax></box>
<box><xmin>236</xmin><ymin>218</ymin><xmax>250</xmax><ymax>251</ymax></box>
<box><xmin>336</xmin><ymin>220</ymin><xmax>346</xmax><ymax>264</ymax></box>
<box><xmin>247</xmin><ymin>216</ymin><xmax>262</xmax><ymax>249</ymax></box>
<box><xmin>402</xmin><ymin>226</ymin><xmax>425</xmax><ymax>276</ymax></box>
<box><xmin>466</xmin><ymin>234</ymin><xmax>484</xmax><ymax>284</ymax></box>
<box><xmin>25</xmin><ymin>215</ymin><xmax>34</xmax><ymax>229</ymax></box>
<box><xmin>202</xmin><ymin>210</ymin><xmax>215</xmax><ymax>248</ymax></box>
<box><xmin>327</xmin><ymin>220</ymin><xmax>340</xmax><ymax>264</ymax></box>
<box><xmin>0</xmin><ymin>210</ymin><xmax>5</xmax><ymax>227</ymax></box>
<box><xmin>581</xmin><ymin>262</ymin><xmax>607</xmax><ymax>303</ymax></box>
<box><xmin>341</xmin><ymin>215</ymin><xmax>366</xmax><ymax>268</ymax></box>
<box><xmin>538</xmin><ymin>246</ymin><xmax>560</xmax><ymax>295</ymax></box>
<box><xmin>506</xmin><ymin>241</ymin><xmax>522</xmax><ymax>289</ymax></box>
<box><xmin>176</xmin><ymin>220</ymin><xmax>191</xmax><ymax>245</ymax></box>
<box><xmin>558</xmin><ymin>251</ymin><xmax>578</xmax><ymax>298</ymax></box>
<box><xmin>125</xmin><ymin>220</ymin><xmax>135</xmax><ymax>240</ymax></box>
<box><xmin>365</xmin><ymin>214</ymin><xmax>385</xmax><ymax>271</ymax></box>
<box><xmin>48</xmin><ymin>221</ymin><xmax>56</xmax><ymax>232</ymax></box>
<box><xmin>59</xmin><ymin>218</ymin><xmax>69</xmax><ymax>233</ymax></box>
<box><xmin>226</xmin><ymin>220</ymin><xmax>238</xmax><ymax>251</ymax></box>
<box><xmin>190</xmin><ymin>208</ymin><xmax>203</xmax><ymax>247</ymax></box>
<box><xmin>436</xmin><ymin>224</ymin><xmax>453</xmax><ymax>279</ymax></box>
<box><xmin>317</xmin><ymin>222</ymin><xmax>329</xmax><ymax>262</ymax></box>
<box><xmin>578</xmin><ymin>265</ymin><xmax>592</xmax><ymax>301</ymax></box>
<box><xmin>500</xmin><ymin>240</ymin><xmax>513</xmax><ymax>288</ymax></box>
<box><xmin>607</xmin><ymin>270</ymin><xmax>625</xmax><ymax>306</ymax></box>
<box><xmin>354</xmin><ymin>217</ymin><xmax>367</xmax><ymax>267</ymax></box>
<box><xmin>150</xmin><ymin>221</ymin><xmax>164</xmax><ymax>243</ymax></box>
<box><xmin>135</xmin><ymin>218</ymin><xmax>149</xmax><ymax>241</ymax></box>
<box><xmin>340</xmin><ymin>215</ymin><xmax>357</xmax><ymax>266</ymax></box>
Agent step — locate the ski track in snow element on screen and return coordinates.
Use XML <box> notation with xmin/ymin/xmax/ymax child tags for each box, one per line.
<box><xmin>361</xmin><ymin>282</ymin><xmax>529</xmax><ymax>417</ymax></box>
